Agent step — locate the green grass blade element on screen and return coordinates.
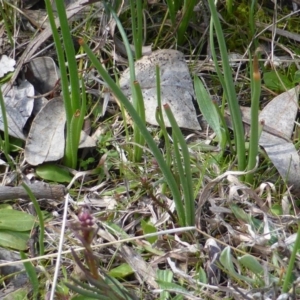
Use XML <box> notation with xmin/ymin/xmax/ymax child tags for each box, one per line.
<box><xmin>0</xmin><ymin>3</ymin><xmax>13</xmax><ymax>46</ymax></box>
<box><xmin>104</xmin><ymin>1</ymin><xmax>146</xmax><ymax>162</ymax></box>
<box><xmin>282</xmin><ymin>222</ymin><xmax>300</xmax><ymax>292</ymax></box>
<box><xmin>79</xmin><ymin>39</ymin><xmax>185</xmax><ymax>226</ymax></box>
<box><xmin>44</xmin><ymin>0</ymin><xmax>75</xmax><ymax>168</ymax></box>
<box><xmin>0</xmin><ymin>86</ymin><xmax>12</xmax><ymax>167</ymax></box>
<box><xmin>20</xmin><ymin>251</ymin><xmax>39</xmax><ymax>300</ymax></box>
<box><xmin>226</xmin><ymin>0</ymin><xmax>233</xmax><ymax>14</ymax></box>
<box><xmin>166</xmin><ymin>0</ymin><xmax>176</xmax><ymax>26</ymax></box>
<box><xmin>172</xmin><ymin>134</ymin><xmax>189</xmax><ymax>218</ymax></box>
<box><xmin>155</xmin><ymin>66</ymin><xmax>171</xmax><ymax>194</ymax></box>
<box><xmin>64</xmin><ymin>282</ymin><xmax>106</xmax><ymax>299</ymax></box>
<box><xmin>54</xmin><ymin>0</ymin><xmax>80</xmax><ymax>111</ymax></box>
<box><xmin>132</xmin><ymin>81</ymin><xmax>145</xmax><ymax>162</ymax></box>
<box><xmin>177</xmin><ymin>0</ymin><xmax>197</xmax><ymax>45</ymax></box>
<box><xmin>130</xmin><ymin>0</ymin><xmax>143</xmax><ymax>59</ymax></box>
<box><xmin>164</xmin><ymin>104</ymin><xmax>194</xmax><ymax>226</ymax></box>
<box><xmin>22</xmin><ymin>183</ymin><xmax>45</xmax><ymax>256</ymax></box>
<box><xmin>208</xmin><ymin>0</ymin><xmax>246</xmax><ymax>172</ymax></box>
<box><xmin>245</xmin><ymin>53</ymin><xmax>261</xmax><ymax>183</ymax></box>
<box><xmin>249</xmin><ymin>0</ymin><xmax>258</xmax><ymax>50</ymax></box>
<box><xmin>194</xmin><ymin>76</ymin><xmax>225</xmax><ymax>147</ymax></box>
<box><xmin>54</xmin><ymin>0</ymin><xmax>83</xmax><ymax>168</ymax></box>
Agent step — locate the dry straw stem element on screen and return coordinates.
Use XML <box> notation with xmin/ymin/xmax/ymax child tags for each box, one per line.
<box><xmin>0</xmin><ymin>227</ymin><xmax>196</xmax><ymax>268</ymax></box>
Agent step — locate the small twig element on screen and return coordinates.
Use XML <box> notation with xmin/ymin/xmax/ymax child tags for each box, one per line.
<box><xmin>140</xmin><ymin>178</ymin><xmax>177</xmax><ymax>223</ymax></box>
<box><xmin>27</xmin><ymin>79</ymin><xmax>61</xmax><ymax>99</ymax></box>
<box><xmin>0</xmin><ymin>183</ymin><xmax>66</xmax><ymax>200</ymax></box>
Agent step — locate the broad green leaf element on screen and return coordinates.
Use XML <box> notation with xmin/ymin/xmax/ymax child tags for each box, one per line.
<box><xmin>270</xmin><ymin>204</ymin><xmax>283</xmax><ymax>216</ymax></box>
<box><xmin>3</xmin><ymin>288</ymin><xmax>29</xmax><ymax>300</ymax></box>
<box><xmin>0</xmin><ymin>71</ymin><xmax>13</xmax><ymax>84</ymax></box>
<box><xmin>173</xmin><ymin>296</ymin><xmax>184</xmax><ymax>300</ymax></box>
<box><xmin>105</xmin><ymin>222</ymin><xmax>130</xmax><ymax>239</ymax></box>
<box><xmin>101</xmin><ymin>182</ymin><xmax>140</xmax><ymax>196</ymax></box>
<box><xmin>157</xmin><ymin>270</ymin><xmax>173</xmax><ymax>282</ymax></box>
<box><xmin>0</xmin><ymin>209</ymin><xmax>35</xmax><ymax>231</ymax></box>
<box><xmin>155</xmin><ymin>280</ymin><xmax>188</xmax><ymax>295</ymax></box>
<box><xmin>220</xmin><ymin>246</ymin><xmax>255</xmax><ymax>284</ymax></box>
<box><xmin>142</xmin><ymin>244</ymin><xmax>164</xmax><ymax>256</ymax></box>
<box><xmin>230</xmin><ymin>206</ymin><xmax>278</xmax><ymax>245</ymax></box>
<box><xmin>194</xmin><ymin>76</ymin><xmax>223</xmax><ymax>143</ymax></box>
<box><xmin>239</xmin><ymin>254</ymin><xmax>278</xmax><ymax>285</ymax></box>
<box><xmin>0</xmin><ymin>230</ymin><xmax>30</xmax><ymax>250</ymax></box>
<box><xmin>36</xmin><ymin>164</ymin><xmax>72</xmax><ymax>183</ymax></box>
<box><xmin>293</xmin><ymin>70</ymin><xmax>300</xmax><ymax>84</ymax></box>
<box><xmin>230</xmin><ymin>204</ymin><xmax>261</xmax><ymax>229</ymax></box>
<box><xmin>198</xmin><ymin>267</ymin><xmax>207</xmax><ymax>283</ymax></box>
<box><xmin>0</xmin><ymin>204</ymin><xmax>12</xmax><ymax>209</ymax></box>
<box><xmin>108</xmin><ymin>263</ymin><xmax>133</xmax><ymax>278</ymax></box>
<box><xmin>238</xmin><ymin>254</ymin><xmax>264</xmax><ymax>274</ymax></box>
<box><xmin>156</xmin><ymin>269</ymin><xmax>173</xmax><ymax>300</ymax></box>
<box><xmin>263</xmin><ymin>71</ymin><xmax>293</xmax><ymax>93</ymax></box>
<box><xmin>141</xmin><ymin>220</ymin><xmax>157</xmax><ymax>244</ymax></box>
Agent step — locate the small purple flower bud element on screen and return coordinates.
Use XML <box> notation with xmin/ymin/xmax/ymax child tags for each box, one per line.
<box><xmin>78</xmin><ymin>208</ymin><xmax>94</xmax><ymax>227</ymax></box>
